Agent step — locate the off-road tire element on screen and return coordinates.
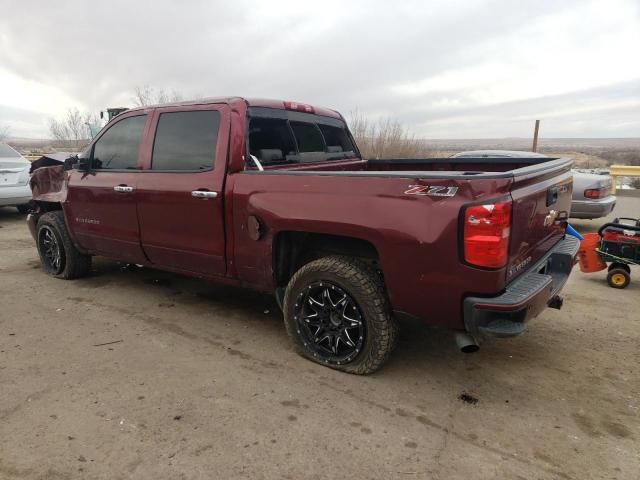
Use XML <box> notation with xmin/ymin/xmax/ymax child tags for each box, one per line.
<box><xmin>283</xmin><ymin>256</ymin><xmax>398</xmax><ymax>375</ymax></box>
<box><xmin>36</xmin><ymin>211</ymin><xmax>91</xmax><ymax>279</ymax></box>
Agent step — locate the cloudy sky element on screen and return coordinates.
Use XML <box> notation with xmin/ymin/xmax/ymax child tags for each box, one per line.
<box><xmin>1</xmin><ymin>0</ymin><xmax>639</xmax><ymax>139</ymax></box>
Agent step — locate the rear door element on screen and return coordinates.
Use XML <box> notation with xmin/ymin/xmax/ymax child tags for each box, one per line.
<box><xmin>65</xmin><ymin>113</ymin><xmax>149</xmax><ymax>263</ymax></box>
<box><xmin>507</xmin><ymin>164</ymin><xmax>573</xmax><ymax>282</ymax></box>
<box><xmin>136</xmin><ymin>104</ymin><xmax>230</xmax><ymax>275</ymax></box>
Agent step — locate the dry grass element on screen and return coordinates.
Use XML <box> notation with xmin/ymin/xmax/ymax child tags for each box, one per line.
<box><xmin>349</xmin><ymin>111</ymin><xmax>432</xmax><ymax>159</ymax></box>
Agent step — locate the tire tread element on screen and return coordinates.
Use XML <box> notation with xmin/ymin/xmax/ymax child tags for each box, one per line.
<box><xmin>37</xmin><ymin>211</ymin><xmax>91</xmax><ymax>279</ymax></box>
<box><xmin>284</xmin><ymin>255</ymin><xmax>397</xmax><ymax>375</ymax></box>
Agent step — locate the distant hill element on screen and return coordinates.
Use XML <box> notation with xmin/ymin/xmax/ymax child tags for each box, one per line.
<box><xmin>6</xmin><ymin>136</ymin><xmax>639</xmax><ymax>167</ymax></box>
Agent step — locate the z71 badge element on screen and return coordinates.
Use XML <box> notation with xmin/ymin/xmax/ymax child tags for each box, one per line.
<box><xmin>404</xmin><ymin>185</ymin><xmax>459</xmax><ymax>197</ymax></box>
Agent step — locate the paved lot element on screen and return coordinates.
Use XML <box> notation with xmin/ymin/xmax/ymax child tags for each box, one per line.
<box><xmin>1</xmin><ymin>197</ymin><xmax>638</xmax><ymax>480</ymax></box>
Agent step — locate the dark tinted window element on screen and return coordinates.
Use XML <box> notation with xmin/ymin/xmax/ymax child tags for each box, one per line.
<box><xmin>152</xmin><ymin>111</ymin><xmax>220</xmax><ymax>170</ymax></box>
<box><xmin>290</xmin><ymin>122</ymin><xmax>324</xmax><ymax>152</ymax></box>
<box><xmin>318</xmin><ymin>124</ymin><xmax>355</xmax><ymax>154</ymax></box>
<box><xmin>249</xmin><ymin>118</ymin><xmax>297</xmax><ymax>163</ymax></box>
<box><xmin>92</xmin><ymin>115</ymin><xmax>146</xmax><ymax>169</ymax></box>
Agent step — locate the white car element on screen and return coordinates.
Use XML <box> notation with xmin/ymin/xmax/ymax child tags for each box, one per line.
<box><xmin>0</xmin><ymin>143</ymin><xmax>32</xmax><ymax>213</ymax></box>
<box><xmin>451</xmin><ymin>150</ymin><xmax>616</xmax><ymax>219</ymax></box>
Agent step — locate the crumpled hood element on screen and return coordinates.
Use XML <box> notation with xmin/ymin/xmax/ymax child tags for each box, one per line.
<box><xmin>30</xmin><ymin>165</ymin><xmax>68</xmax><ymax>203</ymax></box>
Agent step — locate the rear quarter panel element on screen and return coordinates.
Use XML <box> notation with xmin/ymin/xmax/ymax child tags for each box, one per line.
<box><xmin>230</xmin><ymin>171</ymin><xmax>514</xmax><ymax>329</ymax></box>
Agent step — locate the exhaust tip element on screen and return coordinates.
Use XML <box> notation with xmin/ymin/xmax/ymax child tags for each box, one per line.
<box><xmin>455</xmin><ymin>332</ymin><xmax>480</xmax><ymax>353</ymax></box>
<box><xmin>460</xmin><ymin>343</ymin><xmax>480</xmax><ymax>354</ymax></box>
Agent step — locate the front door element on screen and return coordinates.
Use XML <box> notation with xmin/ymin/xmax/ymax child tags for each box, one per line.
<box><xmin>65</xmin><ymin>113</ymin><xmax>149</xmax><ymax>263</ymax></box>
<box><xmin>135</xmin><ymin>105</ymin><xmax>230</xmax><ymax>275</ymax></box>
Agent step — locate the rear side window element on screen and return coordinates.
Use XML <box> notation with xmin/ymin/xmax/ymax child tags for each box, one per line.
<box><xmin>318</xmin><ymin>124</ymin><xmax>355</xmax><ymax>154</ymax></box>
<box><xmin>290</xmin><ymin>122</ymin><xmax>324</xmax><ymax>152</ymax></box>
<box><xmin>92</xmin><ymin>115</ymin><xmax>146</xmax><ymax>170</ymax></box>
<box><xmin>152</xmin><ymin>111</ymin><xmax>220</xmax><ymax>171</ymax></box>
<box><xmin>248</xmin><ymin>118</ymin><xmax>297</xmax><ymax>162</ymax></box>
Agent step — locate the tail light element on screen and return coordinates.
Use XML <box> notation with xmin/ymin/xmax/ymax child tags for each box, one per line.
<box><xmin>284</xmin><ymin>101</ymin><xmax>315</xmax><ymax>113</ymax></box>
<box><xmin>463</xmin><ymin>201</ymin><xmax>512</xmax><ymax>268</ymax></box>
<box><xmin>584</xmin><ymin>186</ymin><xmax>610</xmax><ymax>199</ymax></box>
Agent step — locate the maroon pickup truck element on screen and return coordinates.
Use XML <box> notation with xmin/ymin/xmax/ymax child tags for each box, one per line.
<box><xmin>27</xmin><ymin>97</ymin><xmax>579</xmax><ymax>374</ymax></box>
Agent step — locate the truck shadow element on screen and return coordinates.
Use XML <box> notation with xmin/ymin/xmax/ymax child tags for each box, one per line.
<box><xmin>82</xmin><ymin>257</ymin><xmax>553</xmax><ymax>382</ymax></box>
<box><xmin>0</xmin><ymin>206</ymin><xmax>27</xmax><ymax>223</ymax></box>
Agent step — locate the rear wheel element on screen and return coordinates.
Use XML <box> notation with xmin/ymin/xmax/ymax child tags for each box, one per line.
<box><xmin>607</xmin><ymin>268</ymin><xmax>630</xmax><ymax>289</ymax></box>
<box><xmin>36</xmin><ymin>211</ymin><xmax>91</xmax><ymax>279</ymax></box>
<box><xmin>283</xmin><ymin>256</ymin><xmax>397</xmax><ymax>375</ymax></box>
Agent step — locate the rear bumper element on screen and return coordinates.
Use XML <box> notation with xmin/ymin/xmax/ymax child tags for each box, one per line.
<box><xmin>463</xmin><ymin>234</ymin><xmax>580</xmax><ymax>337</ymax></box>
<box><xmin>0</xmin><ymin>184</ymin><xmax>31</xmax><ymax>207</ymax></box>
<box><xmin>570</xmin><ymin>196</ymin><xmax>616</xmax><ymax>219</ymax></box>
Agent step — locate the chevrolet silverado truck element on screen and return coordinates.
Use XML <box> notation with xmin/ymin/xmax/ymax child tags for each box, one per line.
<box><xmin>27</xmin><ymin>97</ymin><xmax>580</xmax><ymax>374</ymax></box>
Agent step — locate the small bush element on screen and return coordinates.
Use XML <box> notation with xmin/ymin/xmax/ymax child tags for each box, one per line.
<box><xmin>349</xmin><ymin>111</ymin><xmax>431</xmax><ymax>159</ymax></box>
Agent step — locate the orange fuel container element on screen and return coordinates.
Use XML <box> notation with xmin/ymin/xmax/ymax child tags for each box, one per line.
<box><xmin>578</xmin><ymin>233</ymin><xmax>607</xmax><ymax>273</ymax></box>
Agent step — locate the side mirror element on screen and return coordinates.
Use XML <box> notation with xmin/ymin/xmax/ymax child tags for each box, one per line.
<box><xmin>74</xmin><ymin>156</ymin><xmax>91</xmax><ymax>172</ymax></box>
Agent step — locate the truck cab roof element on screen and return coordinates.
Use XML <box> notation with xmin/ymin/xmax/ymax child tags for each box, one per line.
<box><xmin>126</xmin><ymin>97</ymin><xmax>343</xmax><ymax>120</ymax></box>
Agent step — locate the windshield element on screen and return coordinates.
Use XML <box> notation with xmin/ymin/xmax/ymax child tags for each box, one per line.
<box><xmin>248</xmin><ymin>107</ymin><xmax>358</xmax><ymax>166</ymax></box>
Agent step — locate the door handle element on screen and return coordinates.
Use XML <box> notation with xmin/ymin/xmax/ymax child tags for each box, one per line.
<box><xmin>114</xmin><ymin>185</ymin><xmax>134</xmax><ymax>193</ymax></box>
<box><xmin>191</xmin><ymin>190</ymin><xmax>218</xmax><ymax>199</ymax></box>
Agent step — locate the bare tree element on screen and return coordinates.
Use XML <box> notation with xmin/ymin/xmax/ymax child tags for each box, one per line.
<box><xmin>49</xmin><ymin>108</ymin><xmax>91</xmax><ymax>150</ymax></box>
<box><xmin>132</xmin><ymin>85</ymin><xmax>183</xmax><ymax>106</ymax></box>
<box><xmin>349</xmin><ymin>110</ymin><xmax>426</xmax><ymax>159</ymax></box>
<box><xmin>0</xmin><ymin>124</ymin><xmax>10</xmax><ymax>142</ymax></box>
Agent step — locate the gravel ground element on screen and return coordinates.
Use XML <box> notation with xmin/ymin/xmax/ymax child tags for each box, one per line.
<box><xmin>0</xmin><ymin>197</ymin><xmax>638</xmax><ymax>480</ymax></box>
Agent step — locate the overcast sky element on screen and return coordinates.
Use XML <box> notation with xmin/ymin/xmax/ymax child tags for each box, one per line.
<box><xmin>1</xmin><ymin>0</ymin><xmax>639</xmax><ymax>139</ymax></box>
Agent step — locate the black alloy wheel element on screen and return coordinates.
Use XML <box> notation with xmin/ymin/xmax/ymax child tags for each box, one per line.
<box><xmin>283</xmin><ymin>256</ymin><xmax>398</xmax><ymax>374</ymax></box>
<box><xmin>38</xmin><ymin>225</ymin><xmax>64</xmax><ymax>274</ymax></box>
<box><xmin>35</xmin><ymin>211</ymin><xmax>91</xmax><ymax>279</ymax></box>
<box><xmin>294</xmin><ymin>281</ymin><xmax>366</xmax><ymax>365</ymax></box>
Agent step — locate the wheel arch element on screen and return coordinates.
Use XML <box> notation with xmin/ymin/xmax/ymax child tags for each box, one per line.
<box><xmin>272</xmin><ymin>231</ymin><xmax>381</xmax><ymax>289</ymax></box>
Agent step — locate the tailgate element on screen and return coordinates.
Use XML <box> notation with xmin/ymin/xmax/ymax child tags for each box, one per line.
<box><xmin>507</xmin><ymin>161</ymin><xmax>573</xmax><ymax>282</ymax></box>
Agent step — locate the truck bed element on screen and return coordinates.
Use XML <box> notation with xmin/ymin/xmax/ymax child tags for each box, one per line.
<box><xmin>251</xmin><ymin>156</ymin><xmax>569</xmax><ymax>179</ymax></box>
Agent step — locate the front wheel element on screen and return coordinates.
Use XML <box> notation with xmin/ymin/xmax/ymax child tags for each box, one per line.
<box><xmin>36</xmin><ymin>211</ymin><xmax>91</xmax><ymax>279</ymax></box>
<box><xmin>283</xmin><ymin>256</ymin><xmax>397</xmax><ymax>375</ymax></box>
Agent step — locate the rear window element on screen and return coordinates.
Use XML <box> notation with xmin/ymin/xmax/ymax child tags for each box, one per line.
<box><xmin>151</xmin><ymin>111</ymin><xmax>220</xmax><ymax>171</ymax></box>
<box><xmin>247</xmin><ymin>107</ymin><xmax>358</xmax><ymax>166</ymax></box>
<box><xmin>290</xmin><ymin>122</ymin><xmax>324</xmax><ymax>152</ymax></box>
<box><xmin>248</xmin><ymin>118</ymin><xmax>297</xmax><ymax>163</ymax></box>
<box><xmin>318</xmin><ymin>124</ymin><xmax>356</xmax><ymax>154</ymax></box>
<box><xmin>0</xmin><ymin>144</ymin><xmax>21</xmax><ymax>158</ymax></box>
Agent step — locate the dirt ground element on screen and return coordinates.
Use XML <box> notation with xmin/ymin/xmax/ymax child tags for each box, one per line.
<box><xmin>1</xmin><ymin>197</ymin><xmax>638</xmax><ymax>480</ymax></box>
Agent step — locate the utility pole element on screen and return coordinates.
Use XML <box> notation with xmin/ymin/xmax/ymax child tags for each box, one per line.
<box><xmin>532</xmin><ymin>119</ymin><xmax>540</xmax><ymax>152</ymax></box>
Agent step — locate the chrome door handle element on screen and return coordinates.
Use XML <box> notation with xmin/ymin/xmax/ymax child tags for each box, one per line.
<box><xmin>191</xmin><ymin>190</ymin><xmax>218</xmax><ymax>199</ymax></box>
<box><xmin>114</xmin><ymin>185</ymin><xmax>134</xmax><ymax>193</ymax></box>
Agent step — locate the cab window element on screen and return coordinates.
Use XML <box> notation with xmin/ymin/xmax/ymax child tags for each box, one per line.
<box><xmin>151</xmin><ymin>110</ymin><xmax>220</xmax><ymax>171</ymax></box>
<box><xmin>92</xmin><ymin>115</ymin><xmax>146</xmax><ymax>170</ymax></box>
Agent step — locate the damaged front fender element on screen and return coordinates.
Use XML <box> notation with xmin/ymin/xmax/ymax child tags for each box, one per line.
<box><xmin>30</xmin><ymin>164</ymin><xmax>69</xmax><ymax>203</ymax></box>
